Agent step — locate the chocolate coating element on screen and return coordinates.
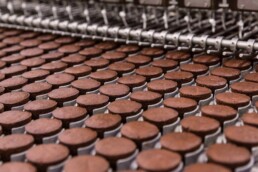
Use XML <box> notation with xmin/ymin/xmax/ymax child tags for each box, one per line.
<box><xmin>196</xmin><ymin>75</ymin><xmax>227</xmax><ymax>91</ymax></box>
<box><xmin>64</xmin><ymin>66</ymin><xmax>92</xmax><ymax>78</ymax></box>
<box><xmin>0</xmin><ymin>162</ymin><xmax>36</xmax><ymax>172</ymax></box>
<box><xmin>137</xmin><ymin>149</ymin><xmax>181</xmax><ymax>172</ymax></box>
<box><xmin>160</xmin><ymin>132</ymin><xmax>202</xmax><ymax>155</ymax></box>
<box><xmin>140</xmin><ymin>48</ymin><xmax>165</xmax><ymax>58</ymax></box>
<box><xmin>108</xmin><ymin>99</ymin><xmax>142</xmax><ymax>120</ymax></box>
<box><xmin>166</xmin><ymin>51</ymin><xmax>191</xmax><ymax>62</ymax></box>
<box><xmin>0</xmin><ymin>77</ymin><xmax>28</xmax><ymax>91</ymax></box>
<box><xmin>184</xmin><ymin>163</ymin><xmax>231</xmax><ymax>172</ymax></box>
<box><xmin>130</xmin><ymin>91</ymin><xmax>162</xmax><ymax>108</ymax></box>
<box><xmin>211</xmin><ymin>67</ymin><xmax>241</xmax><ymax>81</ymax></box>
<box><xmin>181</xmin><ymin>116</ymin><xmax>220</xmax><ymax>138</ymax></box>
<box><xmin>135</xmin><ymin>67</ymin><xmax>163</xmax><ymax>81</ymax></box>
<box><xmin>24</xmin><ymin>99</ymin><xmax>57</xmax><ymax>117</ymax></box>
<box><xmin>193</xmin><ymin>54</ymin><xmax>220</xmax><ymax>66</ymax></box>
<box><xmin>95</xmin><ymin>137</ymin><xmax>136</xmax><ymax>162</ymax></box>
<box><xmin>164</xmin><ymin>71</ymin><xmax>194</xmax><ymax>85</ymax></box>
<box><xmin>22</xmin><ymin>82</ymin><xmax>52</xmax><ymax>99</ymax></box>
<box><xmin>48</xmin><ymin>87</ymin><xmax>79</xmax><ymax>103</ymax></box>
<box><xmin>79</xmin><ymin>47</ymin><xmax>103</xmax><ymax>58</ymax></box>
<box><xmin>230</xmin><ymin>81</ymin><xmax>258</xmax><ymax>97</ymax></box>
<box><xmin>71</xmin><ymin>79</ymin><xmax>101</xmax><ymax>94</ymax></box>
<box><xmin>241</xmin><ymin>112</ymin><xmax>258</xmax><ymax>128</ymax></box>
<box><xmin>224</xmin><ymin>125</ymin><xmax>258</xmax><ymax>148</ymax></box>
<box><xmin>121</xmin><ymin>121</ymin><xmax>159</xmax><ymax>144</ymax></box>
<box><xmin>206</xmin><ymin>143</ymin><xmax>250</xmax><ymax>169</ymax></box>
<box><xmin>147</xmin><ymin>80</ymin><xmax>177</xmax><ymax>94</ymax></box>
<box><xmin>85</xmin><ymin>113</ymin><xmax>121</xmax><ymax>137</ymax></box>
<box><xmin>84</xmin><ymin>58</ymin><xmax>109</xmax><ymax>71</ymax></box>
<box><xmin>58</xmin><ymin>128</ymin><xmax>97</xmax><ymax>151</ymax></box>
<box><xmin>46</xmin><ymin>73</ymin><xmax>75</xmax><ymax>88</ymax></box>
<box><xmin>76</xmin><ymin>94</ymin><xmax>109</xmax><ymax>113</ymax></box>
<box><xmin>126</xmin><ymin>55</ymin><xmax>151</xmax><ymax>68</ymax></box>
<box><xmin>201</xmin><ymin>105</ymin><xmax>237</xmax><ymax>123</ymax></box>
<box><xmin>142</xmin><ymin>107</ymin><xmax>178</xmax><ymax>129</ymax></box>
<box><xmin>0</xmin><ymin>92</ymin><xmax>29</xmax><ymax>109</ymax></box>
<box><xmin>90</xmin><ymin>70</ymin><xmax>117</xmax><ymax>83</ymax></box>
<box><xmin>151</xmin><ymin>59</ymin><xmax>178</xmax><ymax>72</ymax></box>
<box><xmin>63</xmin><ymin>155</ymin><xmax>109</xmax><ymax>172</ymax></box>
<box><xmin>0</xmin><ymin>110</ymin><xmax>31</xmax><ymax>133</ymax></box>
<box><xmin>163</xmin><ymin>97</ymin><xmax>197</xmax><ymax>115</ymax></box>
<box><xmin>0</xmin><ymin>134</ymin><xmax>34</xmax><ymax>161</ymax></box>
<box><xmin>118</xmin><ymin>75</ymin><xmax>146</xmax><ymax>89</ymax></box>
<box><xmin>22</xmin><ymin>69</ymin><xmax>50</xmax><ymax>82</ymax></box>
<box><xmin>26</xmin><ymin>144</ymin><xmax>69</xmax><ymax>167</ymax></box>
<box><xmin>99</xmin><ymin>84</ymin><xmax>130</xmax><ymax>100</ymax></box>
<box><xmin>216</xmin><ymin>92</ymin><xmax>250</xmax><ymax>109</ymax></box>
<box><xmin>180</xmin><ymin>86</ymin><xmax>212</xmax><ymax>101</ymax></box>
<box><xmin>223</xmin><ymin>59</ymin><xmax>251</xmax><ymax>70</ymax></box>
<box><xmin>40</xmin><ymin>52</ymin><xmax>64</xmax><ymax>62</ymax></box>
<box><xmin>245</xmin><ymin>72</ymin><xmax>258</xmax><ymax>83</ymax></box>
<box><xmin>102</xmin><ymin>51</ymin><xmax>127</xmax><ymax>62</ymax></box>
<box><xmin>180</xmin><ymin>64</ymin><xmax>208</xmax><ymax>76</ymax></box>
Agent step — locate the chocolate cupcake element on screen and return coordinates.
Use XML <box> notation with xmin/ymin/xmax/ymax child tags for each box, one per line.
<box><xmin>25</xmin><ymin>118</ymin><xmax>62</xmax><ymax>143</ymax></box>
<box><xmin>61</xmin><ymin>54</ymin><xmax>86</xmax><ymax>66</ymax></box>
<box><xmin>54</xmin><ymin>36</ymin><xmax>76</xmax><ymax>44</ymax></box>
<box><xmin>71</xmin><ymin>79</ymin><xmax>101</xmax><ymax>94</ymax></box>
<box><xmin>180</xmin><ymin>86</ymin><xmax>212</xmax><ymax>102</ymax></box>
<box><xmin>164</xmin><ymin>71</ymin><xmax>194</xmax><ymax>86</ymax></box>
<box><xmin>166</xmin><ymin>51</ymin><xmax>191</xmax><ymax>62</ymax></box>
<box><xmin>108</xmin><ymin>99</ymin><xmax>142</xmax><ymax>122</ymax></box>
<box><xmin>216</xmin><ymin>92</ymin><xmax>250</xmax><ymax>109</ymax></box>
<box><xmin>196</xmin><ymin>75</ymin><xmax>227</xmax><ymax>92</ymax></box>
<box><xmin>3</xmin><ymin>37</ymin><xmax>23</xmax><ymax>45</ymax></box>
<box><xmin>38</xmin><ymin>41</ymin><xmax>61</xmax><ymax>51</ymax></box>
<box><xmin>160</xmin><ymin>132</ymin><xmax>202</xmax><ymax>156</ymax></box>
<box><xmin>2</xmin><ymin>45</ymin><xmax>24</xmax><ymax>55</ymax></box>
<box><xmin>0</xmin><ymin>92</ymin><xmax>30</xmax><ymax>110</ymax></box>
<box><xmin>180</xmin><ymin>63</ymin><xmax>208</xmax><ymax>77</ymax></box>
<box><xmin>117</xmin><ymin>75</ymin><xmax>146</xmax><ymax>91</ymax></box>
<box><xmin>223</xmin><ymin>59</ymin><xmax>251</xmax><ymax>71</ymax></box>
<box><xmin>163</xmin><ymin>97</ymin><xmax>197</xmax><ymax>117</ymax></box>
<box><xmin>20</xmin><ymin>48</ymin><xmax>44</xmax><ymax>58</ymax></box>
<box><xmin>147</xmin><ymin>79</ymin><xmax>178</xmax><ymax>97</ymax></box>
<box><xmin>108</xmin><ymin>62</ymin><xmax>135</xmax><ymax>76</ymax></box>
<box><xmin>0</xmin><ymin>162</ymin><xmax>36</xmax><ymax>172</ymax></box>
<box><xmin>26</xmin><ymin>144</ymin><xmax>69</xmax><ymax>172</ymax></box>
<box><xmin>135</xmin><ymin>66</ymin><xmax>163</xmax><ymax>81</ymax></box>
<box><xmin>74</xmin><ymin>39</ymin><xmax>96</xmax><ymax>47</ymax></box>
<box><xmin>76</xmin><ymin>94</ymin><xmax>109</xmax><ymax>115</ymax></box>
<box><xmin>85</xmin><ymin>58</ymin><xmax>110</xmax><ymax>71</ymax></box>
<box><xmin>193</xmin><ymin>54</ymin><xmax>220</xmax><ymax>66</ymax></box>
<box><xmin>2</xmin><ymin>54</ymin><xmax>25</xmax><ymax>65</ymax></box>
<box><xmin>0</xmin><ymin>77</ymin><xmax>28</xmax><ymax>92</ymax></box>
<box><xmin>130</xmin><ymin>91</ymin><xmax>162</xmax><ymax>109</ymax></box>
<box><xmin>206</xmin><ymin>143</ymin><xmax>251</xmax><ymax>169</ymax></box>
<box><xmin>58</xmin><ymin>45</ymin><xmax>81</xmax><ymax>54</ymax></box>
<box><xmin>20</xmin><ymin>57</ymin><xmax>46</xmax><ymax>69</ymax></box>
<box><xmin>142</xmin><ymin>107</ymin><xmax>179</xmax><ymax>132</ymax></box>
<box><xmin>184</xmin><ymin>163</ymin><xmax>231</xmax><ymax>172</ymax></box>
<box><xmin>126</xmin><ymin>55</ymin><xmax>152</xmax><ymax>68</ymax></box>
<box><xmin>40</xmin><ymin>61</ymin><xmax>68</xmax><ymax>73</ymax></box>
<box><xmin>22</xmin><ymin>69</ymin><xmax>50</xmax><ymax>82</ymax></box>
<box><xmin>0</xmin><ymin>110</ymin><xmax>32</xmax><ymax>134</ymax></box>
<box><xmin>1</xmin><ymin>65</ymin><xmax>27</xmax><ymax>77</ymax></box>
<box><xmin>241</xmin><ymin>112</ymin><xmax>258</xmax><ymax>128</ymax></box>
<box><xmin>136</xmin><ymin>149</ymin><xmax>181</xmax><ymax>172</ymax></box>
<box><xmin>230</xmin><ymin>81</ymin><xmax>258</xmax><ymax>97</ymax></box>
<box><xmin>95</xmin><ymin>137</ymin><xmax>136</xmax><ymax>168</ymax></box>
<box><xmin>121</xmin><ymin>121</ymin><xmax>159</xmax><ymax>148</ymax></box>
<box><xmin>224</xmin><ymin>125</ymin><xmax>258</xmax><ymax>149</ymax></box>
<box><xmin>181</xmin><ymin>116</ymin><xmax>220</xmax><ymax>139</ymax></box>
<box><xmin>53</xmin><ymin>106</ymin><xmax>87</xmax><ymax>128</ymax></box>
<box><xmin>63</xmin><ymin>155</ymin><xmax>109</xmax><ymax>172</ymax></box>
<box><xmin>37</xmin><ymin>34</ymin><xmax>57</xmax><ymax>42</ymax></box>
<box><xmin>0</xmin><ymin>134</ymin><xmax>34</xmax><ymax>161</ymax></box>
<box><xmin>64</xmin><ymin>66</ymin><xmax>92</xmax><ymax>79</ymax></box>
<box><xmin>58</xmin><ymin>128</ymin><xmax>97</xmax><ymax>155</ymax></box>
<box><xmin>85</xmin><ymin>113</ymin><xmax>121</xmax><ymax>138</ymax></box>
<box><xmin>116</xmin><ymin>44</ymin><xmax>140</xmax><ymax>54</ymax></box>
<box><xmin>90</xmin><ymin>70</ymin><xmax>118</xmax><ymax>84</ymax></box>
<box><xmin>79</xmin><ymin>47</ymin><xmax>103</xmax><ymax>58</ymax></box>
<box><xmin>244</xmin><ymin>72</ymin><xmax>258</xmax><ymax>83</ymax></box>
<box><xmin>46</xmin><ymin>73</ymin><xmax>75</xmax><ymax>88</ymax></box>
<box><xmin>99</xmin><ymin>84</ymin><xmax>130</xmax><ymax>101</ymax></box>
<box><xmin>151</xmin><ymin>59</ymin><xmax>178</xmax><ymax>72</ymax></box>
<box><xmin>41</xmin><ymin>52</ymin><xmax>64</xmax><ymax>62</ymax></box>
<box><xmin>22</xmin><ymin>82</ymin><xmax>52</xmax><ymax>100</ymax></box>
<box><xmin>24</xmin><ymin>99</ymin><xmax>57</xmax><ymax>119</ymax></box>
<box><xmin>20</xmin><ymin>39</ymin><xmax>42</xmax><ymax>48</ymax></box>
<box><xmin>48</xmin><ymin>87</ymin><xmax>79</xmax><ymax>107</ymax></box>
<box><xmin>102</xmin><ymin>51</ymin><xmax>127</xmax><ymax>62</ymax></box>
<box><xmin>140</xmin><ymin>47</ymin><xmax>165</xmax><ymax>58</ymax></box>
<box><xmin>95</xmin><ymin>41</ymin><xmax>118</xmax><ymax>51</ymax></box>
<box><xmin>201</xmin><ymin>105</ymin><xmax>237</xmax><ymax>124</ymax></box>
<box><xmin>211</xmin><ymin>67</ymin><xmax>241</xmax><ymax>82</ymax></box>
